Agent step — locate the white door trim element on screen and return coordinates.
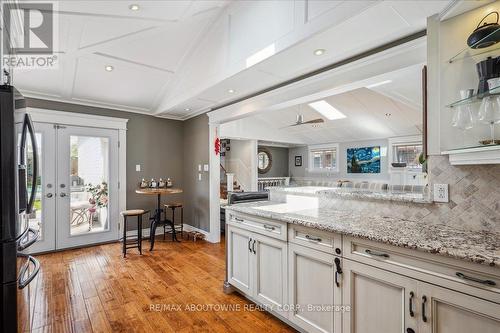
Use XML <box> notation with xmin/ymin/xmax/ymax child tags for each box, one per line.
<box><xmin>208</xmin><ymin>122</ymin><xmax>221</xmax><ymax>243</ymax></box>
<box><xmin>25</xmin><ymin>108</ymin><xmax>128</xmax><ymax>241</ymax></box>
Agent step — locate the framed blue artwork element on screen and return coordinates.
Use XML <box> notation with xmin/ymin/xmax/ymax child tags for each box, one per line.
<box><xmin>347</xmin><ymin>146</ymin><xmax>381</xmax><ymax>173</ymax></box>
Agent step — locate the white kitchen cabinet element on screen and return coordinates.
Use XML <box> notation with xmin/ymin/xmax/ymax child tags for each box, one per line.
<box><xmin>227</xmin><ymin>224</ymin><xmax>288</xmax><ymax>316</ymax></box>
<box><xmin>288</xmin><ymin>243</ymin><xmax>342</xmax><ymax>333</ymax></box>
<box><xmin>418</xmin><ymin>281</ymin><xmax>500</xmax><ymax>333</ymax></box>
<box><xmin>253</xmin><ymin>232</ymin><xmax>288</xmax><ymax>314</ymax></box>
<box><xmin>227</xmin><ymin>225</ymin><xmax>252</xmax><ymax>294</ymax></box>
<box><xmin>342</xmin><ymin>259</ymin><xmax>418</xmax><ymax>333</ymax></box>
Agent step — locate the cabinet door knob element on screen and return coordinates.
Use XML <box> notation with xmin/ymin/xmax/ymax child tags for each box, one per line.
<box><xmin>406</xmin><ymin>328</ymin><xmax>415</xmax><ymax>333</ymax></box>
<box><xmin>46</xmin><ymin>193</ymin><xmax>53</xmax><ymax>198</ymax></box>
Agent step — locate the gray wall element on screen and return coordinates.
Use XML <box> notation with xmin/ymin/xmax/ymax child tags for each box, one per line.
<box><xmin>26</xmin><ymin>98</ymin><xmax>184</xmax><ymax>230</ymax></box>
<box><xmin>289</xmin><ymin>139</ymin><xmax>390</xmax><ymax>182</ymax></box>
<box><xmin>258</xmin><ymin>145</ymin><xmax>289</xmax><ymax>178</ymax></box>
<box><xmin>183</xmin><ymin>114</ymin><xmax>210</xmax><ymax>232</ymax></box>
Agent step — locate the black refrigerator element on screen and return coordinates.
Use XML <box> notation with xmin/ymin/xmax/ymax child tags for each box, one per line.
<box><xmin>1</xmin><ymin>85</ymin><xmax>41</xmax><ymax>332</ymax></box>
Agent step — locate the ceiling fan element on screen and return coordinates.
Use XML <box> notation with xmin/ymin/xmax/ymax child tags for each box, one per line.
<box><xmin>282</xmin><ymin>114</ymin><xmax>324</xmax><ymax>128</ymax></box>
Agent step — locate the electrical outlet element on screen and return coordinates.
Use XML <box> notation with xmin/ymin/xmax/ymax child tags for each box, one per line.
<box><xmin>135</xmin><ymin>164</ymin><xmax>141</xmax><ymax>172</ymax></box>
<box><xmin>204</xmin><ymin>164</ymin><xmax>209</xmax><ymax>172</ymax></box>
<box><xmin>433</xmin><ymin>184</ymin><xmax>449</xmax><ymax>203</ymax></box>
<box><xmin>198</xmin><ymin>173</ymin><xmax>202</xmax><ymax>181</ymax></box>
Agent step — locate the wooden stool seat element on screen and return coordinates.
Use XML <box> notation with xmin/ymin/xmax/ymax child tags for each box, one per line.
<box><xmin>163</xmin><ymin>204</ymin><xmax>184</xmax><ymax>240</ymax></box>
<box><xmin>164</xmin><ymin>203</ymin><xmax>182</xmax><ymax>209</ymax></box>
<box><xmin>121</xmin><ymin>209</ymin><xmax>148</xmax><ymax>257</ymax></box>
<box><xmin>121</xmin><ymin>209</ymin><xmax>146</xmax><ymax>216</ymax></box>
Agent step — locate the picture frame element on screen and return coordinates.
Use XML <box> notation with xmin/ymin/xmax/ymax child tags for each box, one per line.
<box><xmin>295</xmin><ymin>155</ymin><xmax>302</xmax><ymax>167</ymax></box>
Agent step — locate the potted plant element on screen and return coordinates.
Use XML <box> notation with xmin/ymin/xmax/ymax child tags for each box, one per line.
<box><xmin>86</xmin><ymin>182</ymin><xmax>108</xmax><ymax>231</ymax></box>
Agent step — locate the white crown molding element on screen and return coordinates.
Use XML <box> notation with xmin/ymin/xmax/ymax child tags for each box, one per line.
<box><xmin>26</xmin><ymin>108</ymin><xmax>128</xmax><ymax>130</ymax></box>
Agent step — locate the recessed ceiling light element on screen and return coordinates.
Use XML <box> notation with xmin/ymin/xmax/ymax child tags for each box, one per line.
<box><xmin>366</xmin><ymin>80</ymin><xmax>392</xmax><ymax>88</ymax></box>
<box><xmin>314</xmin><ymin>49</ymin><xmax>326</xmax><ymax>56</ymax></box>
<box><xmin>129</xmin><ymin>4</ymin><xmax>140</xmax><ymax>11</ymax></box>
<box><xmin>228</xmin><ymin>89</ymin><xmax>235</xmax><ymax>94</ymax></box>
<box><xmin>184</xmin><ymin>108</ymin><xmax>191</xmax><ymax>111</ymax></box>
<box><xmin>104</xmin><ymin>65</ymin><xmax>114</xmax><ymax>72</ymax></box>
<box><xmin>308</xmin><ymin>100</ymin><xmax>346</xmax><ymax>120</ymax></box>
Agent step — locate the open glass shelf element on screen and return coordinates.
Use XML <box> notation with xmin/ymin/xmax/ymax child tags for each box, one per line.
<box><xmin>448</xmin><ymin>26</ymin><xmax>500</xmax><ymax>63</ymax></box>
<box><xmin>446</xmin><ymin>85</ymin><xmax>500</xmax><ymax>108</ymax></box>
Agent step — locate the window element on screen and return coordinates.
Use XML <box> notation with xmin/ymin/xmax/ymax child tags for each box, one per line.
<box><xmin>309</xmin><ymin>144</ymin><xmax>339</xmax><ymax>172</ymax></box>
<box><xmin>393</xmin><ymin>144</ymin><xmax>422</xmax><ymax>169</ymax></box>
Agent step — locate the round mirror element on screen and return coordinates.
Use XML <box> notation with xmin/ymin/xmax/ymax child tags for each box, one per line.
<box><xmin>257</xmin><ymin>148</ymin><xmax>272</xmax><ymax>174</ymax></box>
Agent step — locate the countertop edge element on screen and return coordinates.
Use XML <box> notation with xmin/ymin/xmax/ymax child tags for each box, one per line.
<box><xmin>225</xmin><ymin>205</ymin><xmax>498</xmax><ymax>269</ymax></box>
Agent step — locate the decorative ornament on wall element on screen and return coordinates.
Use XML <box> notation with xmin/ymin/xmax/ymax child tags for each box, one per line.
<box><xmin>214</xmin><ymin>137</ymin><xmax>220</xmax><ymax>156</ymax></box>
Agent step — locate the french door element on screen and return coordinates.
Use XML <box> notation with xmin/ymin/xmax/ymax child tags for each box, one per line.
<box><xmin>24</xmin><ymin>123</ymin><xmax>119</xmax><ymax>253</ymax></box>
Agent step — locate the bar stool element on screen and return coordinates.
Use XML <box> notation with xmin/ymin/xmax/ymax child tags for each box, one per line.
<box><xmin>121</xmin><ymin>209</ymin><xmax>148</xmax><ymax>257</ymax></box>
<box><xmin>164</xmin><ymin>203</ymin><xmax>184</xmax><ymax>240</ymax></box>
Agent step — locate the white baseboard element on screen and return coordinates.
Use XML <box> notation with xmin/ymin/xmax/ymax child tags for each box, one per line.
<box><xmin>124</xmin><ymin>224</ymin><xmax>215</xmax><ymax>242</ymax></box>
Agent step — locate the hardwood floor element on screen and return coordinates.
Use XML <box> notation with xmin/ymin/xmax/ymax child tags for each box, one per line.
<box><xmin>27</xmin><ymin>235</ymin><xmax>296</xmax><ymax>333</ymax></box>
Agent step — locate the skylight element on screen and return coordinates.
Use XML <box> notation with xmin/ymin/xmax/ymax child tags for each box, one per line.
<box><xmin>246</xmin><ymin>44</ymin><xmax>276</xmax><ymax>68</ymax></box>
<box><xmin>308</xmin><ymin>100</ymin><xmax>346</xmax><ymax>120</ymax></box>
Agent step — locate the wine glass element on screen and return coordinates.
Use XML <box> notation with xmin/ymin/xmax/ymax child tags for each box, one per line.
<box><xmin>452</xmin><ymin>89</ymin><xmax>474</xmax><ymax>130</ymax></box>
<box><xmin>478</xmin><ymin>78</ymin><xmax>500</xmax><ymax>144</ymax></box>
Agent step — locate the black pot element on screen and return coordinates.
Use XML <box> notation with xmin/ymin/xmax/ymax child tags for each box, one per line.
<box><xmin>467</xmin><ymin>12</ymin><xmax>500</xmax><ymax>49</ymax></box>
<box><xmin>476</xmin><ymin>56</ymin><xmax>500</xmax><ymax>96</ymax></box>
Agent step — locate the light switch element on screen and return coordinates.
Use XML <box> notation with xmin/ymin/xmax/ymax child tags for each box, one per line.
<box><xmin>135</xmin><ymin>164</ymin><xmax>141</xmax><ymax>172</ymax></box>
<box><xmin>198</xmin><ymin>173</ymin><xmax>202</xmax><ymax>181</ymax></box>
<box><xmin>198</xmin><ymin>164</ymin><xmax>202</xmax><ymax>171</ymax></box>
<box><xmin>203</xmin><ymin>164</ymin><xmax>209</xmax><ymax>172</ymax></box>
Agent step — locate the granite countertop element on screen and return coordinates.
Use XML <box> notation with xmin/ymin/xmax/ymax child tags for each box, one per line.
<box><xmin>226</xmin><ymin>201</ymin><xmax>500</xmax><ymax>268</ymax></box>
<box><xmin>268</xmin><ymin>186</ymin><xmax>432</xmax><ymax>204</ymax></box>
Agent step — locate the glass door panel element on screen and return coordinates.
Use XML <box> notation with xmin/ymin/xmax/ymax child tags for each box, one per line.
<box><xmin>69</xmin><ymin>136</ymin><xmax>110</xmax><ymax>236</ymax></box>
<box><xmin>56</xmin><ymin>126</ymin><xmax>118</xmax><ymax>249</ymax></box>
<box><xmin>20</xmin><ymin>122</ymin><xmax>56</xmax><ymax>254</ymax></box>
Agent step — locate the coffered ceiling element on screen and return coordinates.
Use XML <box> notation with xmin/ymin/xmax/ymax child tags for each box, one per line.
<box><xmin>13</xmin><ymin>0</ymin><xmax>481</xmax><ymax>120</ymax></box>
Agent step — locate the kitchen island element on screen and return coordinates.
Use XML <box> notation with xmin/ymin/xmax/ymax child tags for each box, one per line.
<box><xmin>224</xmin><ymin>189</ymin><xmax>500</xmax><ymax>333</ymax></box>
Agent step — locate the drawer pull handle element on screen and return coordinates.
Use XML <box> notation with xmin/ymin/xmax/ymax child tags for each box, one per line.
<box><xmin>422</xmin><ymin>296</ymin><xmax>428</xmax><ymax>322</ymax></box>
<box><xmin>409</xmin><ymin>291</ymin><xmax>415</xmax><ymax>317</ymax></box>
<box><xmin>263</xmin><ymin>225</ymin><xmax>276</xmax><ymax>231</ymax></box>
<box><xmin>305</xmin><ymin>235</ymin><xmax>322</xmax><ymax>242</ymax></box>
<box><xmin>365</xmin><ymin>249</ymin><xmax>389</xmax><ymax>258</ymax></box>
<box><xmin>456</xmin><ymin>272</ymin><xmax>496</xmax><ymax>286</ymax></box>
<box><xmin>234</xmin><ymin>217</ymin><xmax>244</xmax><ymax>222</ymax></box>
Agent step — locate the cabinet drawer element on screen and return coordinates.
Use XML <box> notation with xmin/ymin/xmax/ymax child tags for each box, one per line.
<box><xmin>226</xmin><ymin>211</ymin><xmax>287</xmax><ymax>241</ymax></box>
<box><xmin>288</xmin><ymin>224</ymin><xmax>341</xmax><ymax>255</ymax></box>
<box><xmin>344</xmin><ymin>236</ymin><xmax>500</xmax><ymax>303</ymax></box>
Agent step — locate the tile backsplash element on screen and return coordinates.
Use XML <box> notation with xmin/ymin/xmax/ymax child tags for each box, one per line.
<box><xmin>282</xmin><ymin>155</ymin><xmax>500</xmax><ymax>232</ymax></box>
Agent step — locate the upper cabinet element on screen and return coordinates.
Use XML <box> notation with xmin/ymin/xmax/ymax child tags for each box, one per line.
<box><xmin>428</xmin><ymin>3</ymin><xmax>500</xmax><ymax>164</ymax></box>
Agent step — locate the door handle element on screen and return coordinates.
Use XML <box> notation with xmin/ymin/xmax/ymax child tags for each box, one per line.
<box><xmin>248</xmin><ymin>238</ymin><xmax>252</xmax><ymax>253</ymax></box>
<box><xmin>60</xmin><ymin>192</ymin><xmax>67</xmax><ymax>197</ymax></box>
<box><xmin>334</xmin><ymin>257</ymin><xmax>342</xmax><ymax>287</ymax></box>
<box><xmin>455</xmin><ymin>272</ymin><xmax>496</xmax><ymax>286</ymax></box>
<box><xmin>46</xmin><ymin>193</ymin><xmax>53</xmax><ymax>198</ymax></box>
<box><xmin>305</xmin><ymin>234</ymin><xmax>322</xmax><ymax>242</ymax></box>
<box><xmin>422</xmin><ymin>296</ymin><xmax>428</xmax><ymax>322</ymax></box>
<box><xmin>365</xmin><ymin>249</ymin><xmax>390</xmax><ymax>258</ymax></box>
<box><xmin>18</xmin><ymin>227</ymin><xmax>39</xmax><ymax>251</ymax></box>
<box><xmin>252</xmin><ymin>240</ymin><xmax>256</xmax><ymax>254</ymax></box>
<box><xmin>409</xmin><ymin>291</ymin><xmax>415</xmax><ymax>317</ymax></box>
<box><xmin>18</xmin><ymin>255</ymin><xmax>41</xmax><ymax>289</ymax></box>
